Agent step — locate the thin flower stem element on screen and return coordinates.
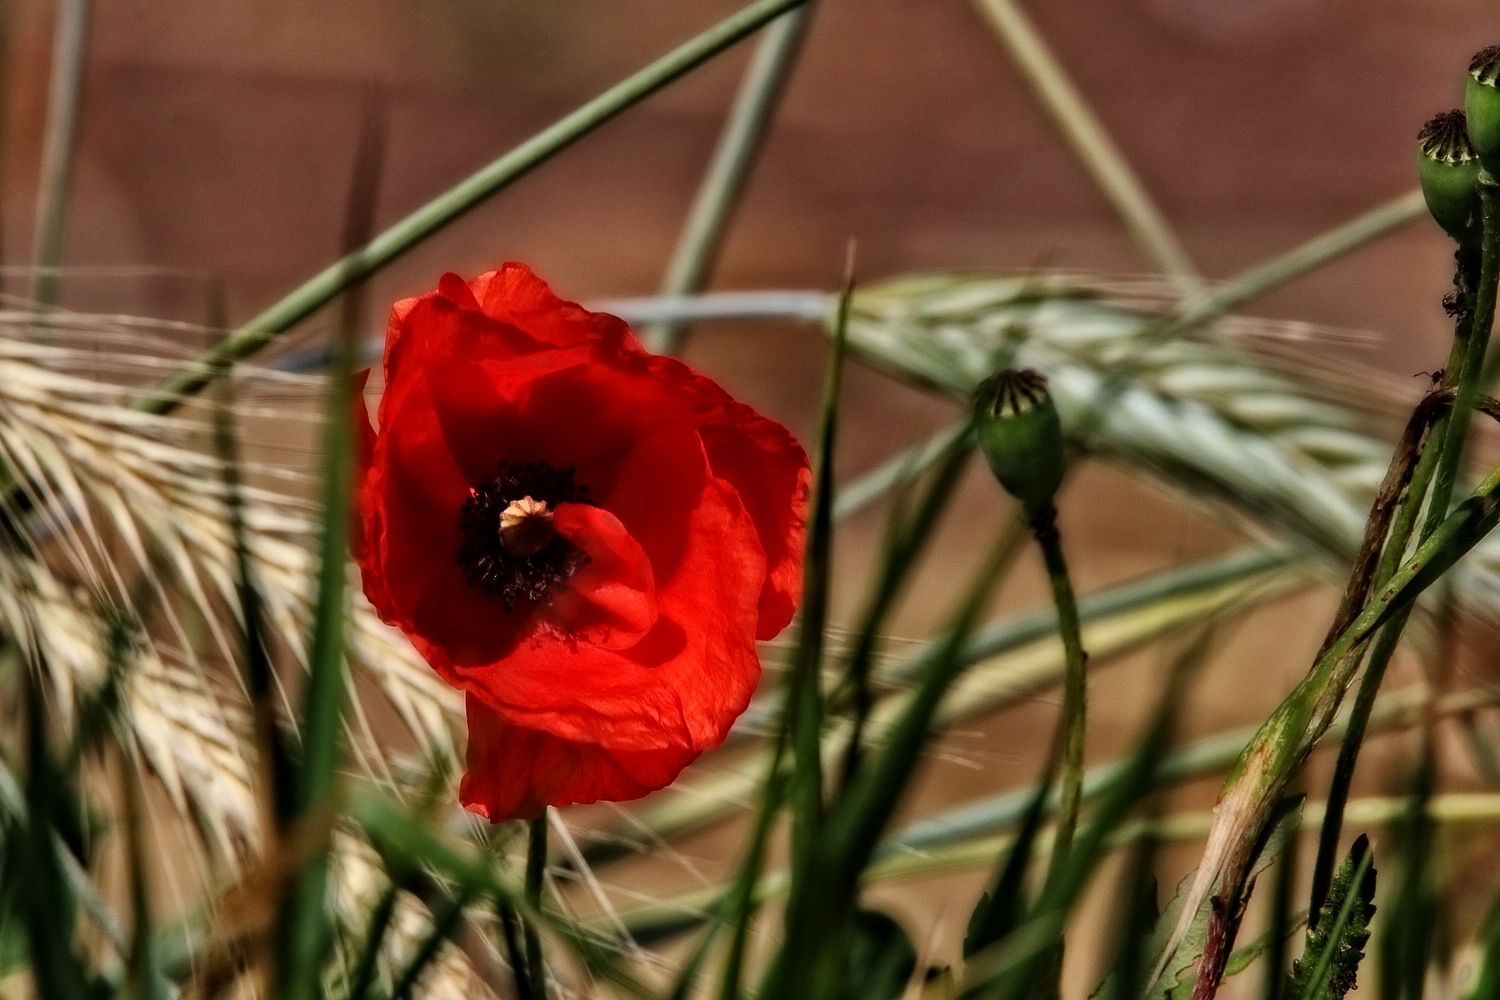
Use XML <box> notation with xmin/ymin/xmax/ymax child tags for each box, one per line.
<box><xmin>525</xmin><ymin>813</ymin><xmax>549</xmax><ymax>1000</ymax></box>
<box><xmin>1422</xmin><ymin>227</ymin><xmax>1494</xmax><ymax>548</ymax></box>
<box><xmin>644</xmin><ymin>5</ymin><xmax>814</xmax><ymax>355</ymax></box>
<box><xmin>1031</xmin><ymin>501</ymin><xmax>1087</xmax><ymax>882</ymax></box>
<box><xmin>1309</xmin><ymin>177</ymin><xmax>1500</xmax><ymax>923</ymax></box>
<box><xmin>135</xmin><ymin>0</ymin><xmax>809</xmax><ymax>415</ymax></box>
<box><xmin>497</xmin><ymin>903</ymin><xmax>536</xmax><ymax>1000</ymax></box>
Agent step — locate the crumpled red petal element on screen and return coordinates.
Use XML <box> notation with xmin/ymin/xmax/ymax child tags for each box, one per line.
<box><xmin>459</xmin><ymin>695</ymin><xmax>696</xmax><ymax>820</ymax></box>
<box><xmin>542</xmin><ymin>503</ymin><xmax>657</xmax><ymax>650</ymax></box>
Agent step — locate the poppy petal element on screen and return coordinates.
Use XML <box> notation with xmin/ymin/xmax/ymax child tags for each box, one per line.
<box><xmin>642</xmin><ymin>355</ymin><xmax>811</xmax><ymax>638</ymax></box>
<box><xmin>459</xmin><ymin>695</ymin><xmax>696</xmax><ymax>820</ymax></box>
<box><xmin>543</xmin><ymin>502</ymin><xmax>657</xmax><ymax>650</ymax></box>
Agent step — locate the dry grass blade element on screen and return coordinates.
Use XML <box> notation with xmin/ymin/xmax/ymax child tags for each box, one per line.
<box><xmin>0</xmin><ymin>309</ymin><xmax>460</xmax><ymax>863</ymax></box>
<box><xmin>330</xmin><ymin>832</ymin><xmax>498</xmax><ymax>1000</ymax></box>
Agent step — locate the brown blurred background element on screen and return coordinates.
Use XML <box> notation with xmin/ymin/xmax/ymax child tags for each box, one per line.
<box><xmin>10</xmin><ymin>0</ymin><xmax>1500</xmax><ymax>994</ymax></box>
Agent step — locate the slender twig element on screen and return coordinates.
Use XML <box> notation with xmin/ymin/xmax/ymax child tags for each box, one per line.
<box><xmin>644</xmin><ymin>5</ymin><xmax>814</xmax><ymax>355</ymax></box>
<box><xmin>970</xmin><ymin>0</ymin><xmax>1199</xmax><ymax>294</ymax></box>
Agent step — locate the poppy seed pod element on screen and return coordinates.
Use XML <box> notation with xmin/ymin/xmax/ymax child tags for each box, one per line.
<box><xmin>1418</xmin><ymin>110</ymin><xmax>1483</xmax><ymax>246</ymax></box>
<box><xmin>972</xmin><ymin>368</ymin><xmax>1065</xmax><ymax>515</ymax></box>
<box><xmin>1467</xmin><ymin>45</ymin><xmax>1500</xmax><ymax>177</ymax></box>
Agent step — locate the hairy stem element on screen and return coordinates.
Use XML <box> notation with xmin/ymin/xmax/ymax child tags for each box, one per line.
<box><xmin>1033</xmin><ymin>502</ymin><xmax>1088</xmax><ymax>881</ymax></box>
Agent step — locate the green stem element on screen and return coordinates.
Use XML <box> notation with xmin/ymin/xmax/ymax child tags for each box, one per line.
<box><xmin>525</xmin><ymin>814</ymin><xmax>549</xmax><ymax>999</ymax></box>
<box><xmin>1305</xmin><ymin>175</ymin><xmax>1500</xmax><ymax>925</ymax></box>
<box><xmin>1307</xmin><ymin>613</ymin><xmax>1401</xmax><ymax>921</ymax></box>
<box><xmin>1032</xmin><ymin>501</ymin><xmax>1087</xmax><ymax>881</ymax></box>
<box><xmin>134</xmin><ymin>0</ymin><xmax>808</xmax><ymax>415</ymax></box>
<box><xmin>1426</xmin><ymin>176</ymin><xmax>1500</xmax><ymax>537</ymax></box>
<box><xmin>644</xmin><ymin>4</ymin><xmax>814</xmax><ymax>355</ymax></box>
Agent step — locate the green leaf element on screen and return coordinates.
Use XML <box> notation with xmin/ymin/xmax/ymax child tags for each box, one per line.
<box><xmin>963</xmin><ymin>764</ymin><xmax>1055</xmax><ymax>958</ymax></box>
<box><xmin>1285</xmin><ymin>836</ymin><xmax>1376</xmax><ymax>1000</ymax></box>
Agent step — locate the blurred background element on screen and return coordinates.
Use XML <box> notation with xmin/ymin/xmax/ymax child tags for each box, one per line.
<box><xmin>7</xmin><ymin>0</ymin><xmax>1500</xmax><ymax>993</ymax></box>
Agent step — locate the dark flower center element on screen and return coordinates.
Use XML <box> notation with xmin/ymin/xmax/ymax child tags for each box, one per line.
<box><xmin>457</xmin><ymin>461</ymin><xmax>593</xmax><ymax>611</ymax></box>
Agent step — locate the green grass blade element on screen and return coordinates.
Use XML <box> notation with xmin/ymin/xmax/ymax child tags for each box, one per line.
<box><xmin>275</xmin><ymin>90</ymin><xmax>387</xmax><ymax>1000</ymax></box>
<box><xmin>524</xmin><ymin>816</ymin><xmax>548</xmax><ymax>997</ymax></box>
<box><xmin>211</xmin><ymin>298</ymin><xmax>296</xmax><ymax>828</ymax></box>
<box><xmin>712</xmin><ymin>740</ymin><xmax>790</xmax><ymax>1000</ymax></box>
<box><xmin>838</xmin><ymin>428</ymin><xmax>975</xmax><ymax>789</ymax></box>
<box><xmin>346</xmin><ymin>883</ymin><xmax>402</xmax><ymax>1000</ymax></box>
<box><xmin>1110</xmin><ymin>835</ymin><xmax>1164</xmax><ymax>1000</ymax></box>
<box><xmin>963</xmin><ymin>762</ymin><xmax>1056</xmax><ymax>959</ymax></box>
<box><xmin>1377</xmin><ymin>761</ymin><xmax>1436</xmax><ymax>1000</ymax></box>
<box><xmin>17</xmin><ymin>663</ymin><xmax>87</xmax><ymax>1000</ymax></box>
<box><xmin>27</xmin><ymin>0</ymin><xmax>90</xmax><ymax>314</ymax></box>
<box><xmin>120</xmin><ymin>762</ymin><xmax>167</xmax><ymax>1000</ymax></box>
<box><xmin>766</xmin><ymin>521</ymin><xmax>1019</xmax><ymax>998</ymax></box>
<box><xmin>970</xmin><ymin>0</ymin><xmax>1199</xmax><ymax>294</ymax></box>
<box><xmin>136</xmin><ymin>0</ymin><xmax>809</xmax><ymax>415</ymax></box>
<box><xmin>785</xmin><ymin>255</ymin><xmax>851</xmax><ymax>888</ymax></box>
<box><xmin>833</xmin><ymin>419</ymin><xmax>973</xmax><ymax>523</ymax></box>
<box><xmin>645</xmin><ymin>4</ymin><xmax>814</xmax><ymax>355</ymax></box>
<box><xmin>1179</xmin><ymin>190</ymin><xmax>1425</xmax><ymax>327</ymax></box>
<box><xmin>1308</xmin><ymin>613</ymin><xmax>1401</xmax><ymax>922</ymax></box>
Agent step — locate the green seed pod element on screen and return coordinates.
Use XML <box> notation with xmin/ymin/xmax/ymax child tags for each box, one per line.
<box><xmin>972</xmin><ymin>367</ymin><xmax>1065</xmax><ymax>515</ymax></box>
<box><xmin>1467</xmin><ymin>45</ymin><xmax>1500</xmax><ymax>176</ymax></box>
<box><xmin>1418</xmin><ymin>109</ymin><xmax>1482</xmax><ymax>246</ymax></box>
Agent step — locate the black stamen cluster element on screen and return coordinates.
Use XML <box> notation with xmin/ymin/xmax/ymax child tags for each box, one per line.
<box><xmin>457</xmin><ymin>461</ymin><xmax>593</xmax><ymax>610</ymax></box>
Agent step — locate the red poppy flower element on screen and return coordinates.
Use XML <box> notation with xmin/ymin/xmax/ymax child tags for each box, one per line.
<box><xmin>353</xmin><ymin>263</ymin><xmax>810</xmax><ymax>821</ymax></box>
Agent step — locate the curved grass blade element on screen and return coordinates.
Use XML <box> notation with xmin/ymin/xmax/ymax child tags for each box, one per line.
<box><xmin>970</xmin><ymin>0</ymin><xmax>1199</xmax><ymax>294</ymax></box>
<box><xmin>137</xmin><ymin>0</ymin><xmax>810</xmax><ymax>415</ymax></box>
<box><xmin>28</xmin><ymin>0</ymin><xmax>91</xmax><ymax>315</ymax></box>
<box><xmin>644</xmin><ymin>4</ymin><xmax>814</xmax><ymax>355</ymax></box>
<box><xmin>274</xmin><ymin>89</ymin><xmax>386</xmax><ymax>1000</ymax></box>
